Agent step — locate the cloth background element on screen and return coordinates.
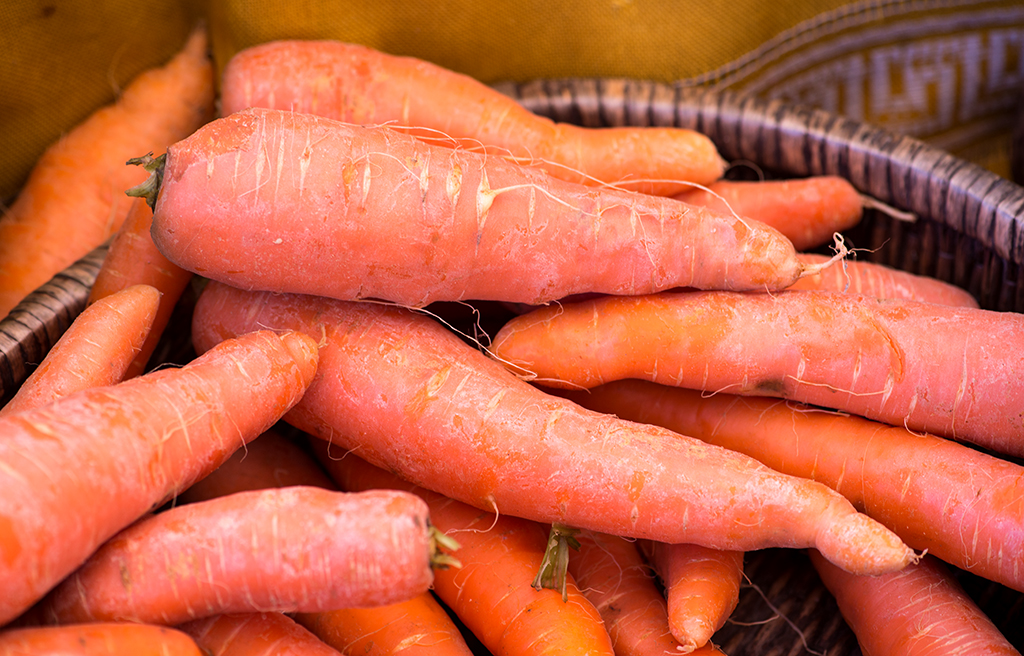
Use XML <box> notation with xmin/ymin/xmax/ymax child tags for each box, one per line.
<box><xmin>2</xmin><ymin>0</ymin><xmax>1022</xmax><ymax>203</ymax></box>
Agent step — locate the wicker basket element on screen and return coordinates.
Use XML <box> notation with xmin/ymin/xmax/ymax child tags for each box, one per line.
<box><xmin>2</xmin><ymin>83</ymin><xmax>1023</xmax><ymax>654</ymax></box>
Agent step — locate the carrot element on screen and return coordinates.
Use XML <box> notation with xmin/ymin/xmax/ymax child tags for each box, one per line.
<box><xmin>789</xmin><ymin>253</ymin><xmax>980</xmax><ymax>307</ymax></box>
<box><xmin>219</xmin><ymin>40</ymin><xmax>725</xmax><ymax>197</ymax></box>
<box><xmin>310</xmin><ymin>445</ymin><xmax>616</xmax><ymax>656</ymax></box>
<box><xmin>672</xmin><ymin>176</ymin><xmax>863</xmax><ymax>250</ymax></box>
<box><xmin>176</xmin><ymin>428</ymin><xmax>335</xmax><ymax>504</ymax></box>
<box><xmin>86</xmin><ymin>197</ymin><xmax>195</xmax><ymax>378</ymax></box>
<box><xmin>567</xmin><ymin>529</ymin><xmax>725</xmax><ymax>656</ymax></box>
<box><xmin>809</xmin><ymin>551</ymin><xmax>1021</xmax><ymax>655</ymax></box>
<box><xmin>142</xmin><ymin>107</ymin><xmax>828</xmax><ymax>309</ymax></box>
<box><xmin>640</xmin><ymin>541</ymin><xmax>742</xmax><ymax>652</ymax></box>
<box><xmin>0</xmin><ymin>26</ymin><xmax>214</xmax><ymax>319</ymax></box>
<box><xmin>489</xmin><ymin>289</ymin><xmax>1024</xmax><ymax>457</ymax></box>
<box><xmin>190</xmin><ymin>281</ymin><xmax>913</xmax><ymax>577</ymax></box>
<box><xmin>179</xmin><ymin>612</ymin><xmax>343</xmax><ymax>656</ymax></box>
<box><xmin>0</xmin><ymin>622</ymin><xmax>204</xmax><ymax>656</ymax></box>
<box><xmin>0</xmin><ymin>328</ymin><xmax>319</xmax><ymax>626</ymax></box>
<box><xmin>31</xmin><ymin>486</ymin><xmax>439</xmax><ymax>626</ymax></box>
<box><xmin>0</xmin><ymin>284</ymin><xmax>159</xmax><ymax>416</ymax></box>
<box><xmin>177</xmin><ymin>428</ymin><xmax>475</xmax><ymax>656</ymax></box>
<box><xmin>557</xmin><ymin>379</ymin><xmax>1024</xmax><ymax>593</ymax></box>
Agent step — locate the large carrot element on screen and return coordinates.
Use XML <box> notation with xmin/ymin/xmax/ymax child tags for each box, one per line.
<box><xmin>191</xmin><ymin>281</ymin><xmax>913</xmax><ymax>576</ymax></box>
<box><xmin>568</xmin><ymin>529</ymin><xmax>724</xmax><ymax>656</ymax></box>
<box><xmin>31</xmin><ymin>486</ymin><xmax>439</xmax><ymax>626</ymax></box>
<box><xmin>557</xmin><ymin>379</ymin><xmax>1024</xmax><ymax>592</ymax></box>
<box><xmin>219</xmin><ymin>40</ymin><xmax>725</xmax><ymax>197</ymax></box>
<box><xmin>311</xmin><ymin>445</ymin><xmax>616</xmax><ymax>656</ymax></box>
<box><xmin>143</xmin><ymin>107</ymin><xmax>829</xmax><ymax>309</ymax></box>
<box><xmin>0</xmin><ymin>623</ymin><xmax>204</xmax><ymax>656</ymax></box>
<box><xmin>809</xmin><ymin>551</ymin><xmax>1021</xmax><ymax>655</ymax></box>
<box><xmin>640</xmin><ymin>541</ymin><xmax>742</xmax><ymax>652</ymax></box>
<box><xmin>179</xmin><ymin>612</ymin><xmax>344</xmax><ymax>656</ymax></box>
<box><xmin>0</xmin><ymin>284</ymin><xmax>159</xmax><ymax>416</ymax></box>
<box><xmin>789</xmin><ymin>253</ymin><xmax>980</xmax><ymax>306</ymax></box>
<box><xmin>672</xmin><ymin>176</ymin><xmax>863</xmax><ymax>251</ymax></box>
<box><xmin>0</xmin><ymin>26</ymin><xmax>214</xmax><ymax>319</ymax></box>
<box><xmin>490</xmin><ymin>289</ymin><xmax>1024</xmax><ymax>456</ymax></box>
<box><xmin>0</xmin><ymin>329</ymin><xmax>319</xmax><ymax>626</ymax></box>
<box><xmin>86</xmin><ymin>197</ymin><xmax>195</xmax><ymax>379</ymax></box>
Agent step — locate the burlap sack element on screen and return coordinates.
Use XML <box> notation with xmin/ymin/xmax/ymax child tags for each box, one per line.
<box><xmin>2</xmin><ymin>0</ymin><xmax>1022</xmax><ymax>202</ymax></box>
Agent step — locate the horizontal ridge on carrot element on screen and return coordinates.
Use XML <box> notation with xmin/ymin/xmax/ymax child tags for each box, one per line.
<box><xmin>490</xmin><ymin>289</ymin><xmax>1024</xmax><ymax>456</ymax></box>
<box><xmin>220</xmin><ymin>39</ymin><xmax>725</xmax><ymax>196</ymax></box>
<box><xmin>190</xmin><ymin>281</ymin><xmax>913</xmax><ymax>576</ymax></box>
<box><xmin>0</xmin><ymin>329</ymin><xmax>319</xmax><ymax>626</ymax></box>
<box><xmin>146</xmin><ymin>107</ymin><xmax>822</xmax><ymax>307</ymax></box>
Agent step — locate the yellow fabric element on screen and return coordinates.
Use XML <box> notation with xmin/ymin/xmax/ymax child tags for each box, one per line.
<box><xmin>2</xmin><ymin>0</ymin><xmax>1022</xmax><ymax>202</ymax></box>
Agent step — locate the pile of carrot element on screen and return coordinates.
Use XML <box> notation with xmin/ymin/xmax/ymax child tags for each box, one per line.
<box><xmin>1</xmin><ymin>31</ymin><xmax>1022</xmax><ymax>656</ymax></box>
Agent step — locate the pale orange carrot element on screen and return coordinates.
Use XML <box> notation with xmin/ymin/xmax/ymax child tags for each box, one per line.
<box><xmin>673</xmin><ymin>176</ymin><xmax>863</xmax><ymax>250</ymax></box>
<box><xmin>31</xmin><ymin>486</ymin><xmax>438</xmax><ymax>626</ymax></box>
<box><xmin>0</xmin><ymin>622</ymin><xmax>204</xmax><ymax>656</ymax></box>
<box><xmin>179</xmin><ymin>612</ymin><xmax>344</xmax><ymax>656</ymax></box>
<box><xmin>86</xmin><ymin>197</ymin><xmax>195</xmax><ymax>378</ymax></box>
<box><xmin>219</xmin><ymin>40</ymin><xmax>725</xmax><ymax>196</ymax></box>
<box><xmin>144</xmin><ymin>107</ymin><xmax>825</xmax><ymax>309</ymax></box>
<box><xmin>640</xmin><ymin>541</ymin><xmax>742</xmax><ymax>652</ymax></box>
<box><xmin>0</xmin><ymin>329</ymin><xmax>319</xmax><ymax>626</ymax></box>
<box><xmin>0</xmin><ymin>284</ymin><xmax>159</xmax><ymax>416</ymax></box>
<box><xmin>568</xmin><ymin>529</ymin><xmax>725</xmax><ymax>656</ymax></box>
<box><xmin>0</xmin><ymin>26</ymin><xmax>214</xmax><ymax>319</ymax></box>
<box><xmin>809</xmin><ymin>551</ymin><xmax>1020</xmax><ymax>655</ymax></box>
<box><xmin>190</xmin><ymin>281</ymin><xmax>914</xmax><ymax>577</ymax></box>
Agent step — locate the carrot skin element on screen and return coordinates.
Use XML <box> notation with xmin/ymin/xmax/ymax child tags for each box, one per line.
<box><xmin>190</xmin><ymin>281</ymin><xmax>913</xmax><ymax>577</ymax></box>
<box><xmin>179</xmin><ymin>612</ymin><xmax>344</xmax><ymax>656</ymax></box>
<box><xmin>0</xmin><ymin>284</ymin><xmax>160</xmax><ymax>416</ymax></box>
<box><xmin>311</xmin><ymin>446</ymin><xmax>615</xmax><ymax>656</ymax></box>
<box><xmin>0</xmin><ymin>622</ymin><xmax>204</xmax><ymax>656</ymax></box>
<box><xmin>568</xmin><ymin>530</ymin><xmax>725</xmax><ymax>656</ymax></box>
<box><xmin>32</xmin><ymin>486</ymin><xmax>435</xmax><ymax>626</ymax></box>
<box><xmin>673</xmin><ymin>177</ymin><xmax>863</xmax><ymax>251</ymax></box>
<box><xmin>87</xmin><ymin>198</ymin><xmax>195</xmax><ymax>378</ymax></box>
<box><xmin>0</xmin><ymin>329</ymin><xmax>319</xmax><ymax>626</ymax></box>
<box><xmin>641</xmin><ymin>541</ymin><xmax>742</xmax><ymax>651</ymax></box>
<box><xmin>0</xmin><ymin>26</ymin><xmax>214</xmax><ymax>319</ymax></box>
<box><xmin>220</xmin><ymin>40</ymin><xmax>726</xmax><ymax>196</ymax></box>
<box><xmin>559</xmin><ymin>379</ymin><xmax>1024</xmax><ymax>593</ymax></box>
<box><xmin>809</xmin><ymin>551</ymin><xmax>1021</xmax><ymax>656</ymax></box>
<box><xmin>153</xmin><ymin>107</ymin><xmax>805</xmax><ymax>307</ymax></box>
<box><xmin>490</xmin><ymin>289</ymin><xmax>1024</xmax><ymax>456</ymax></box>
<box><xmin>789</xmin><ymin>253</ymin><xmax>979</xmax><ymax>307</ymax></box>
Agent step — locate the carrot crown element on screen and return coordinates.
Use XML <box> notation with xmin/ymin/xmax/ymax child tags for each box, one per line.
<box><xmin>125</xmin><ymin>152</ymin><xmax>167</xmax><ymax>211</ymax></box>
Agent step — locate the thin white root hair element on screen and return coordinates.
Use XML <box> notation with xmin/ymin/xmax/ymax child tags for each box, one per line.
<box><xmin>860</xmin><ymin>194</ymin><xmax>918</xmax><ymax>223</ymax></box>
<box><xmin>797</xmin><ymin>233</ymin><xmax>851</xmax><ymax>280</ymax></box>
<box><xmin>738</xmin><ymin>573</ymin><xmax>826</xmax><ymax>656</ymax></box>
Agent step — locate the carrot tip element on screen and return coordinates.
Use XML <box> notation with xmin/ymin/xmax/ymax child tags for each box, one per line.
<box><xmin>125</xmin><ymin>152</ymin><xmax>167</xmax><ymax>211</ymax></box>
<box><xmin>429</xmin><ymin>526</ymin><xmax>462</xmax><ymax>570</ymax></box>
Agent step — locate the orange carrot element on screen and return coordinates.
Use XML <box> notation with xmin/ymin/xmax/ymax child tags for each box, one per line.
<box><xmin>86</xmin><ymin>197</ymin><xmax>195</xmax><ymax>378</ymax></box>
<box><xmin>639</xmin><ymin>542</ymin><xmax>742</xmax><ymax>652</ymax></box>
<box><xmin>31</xmin><ymin>486</ymin><xmax>438</xmax><ymax>626</ymax></box>
<box><xmin>489</xmin><ymin>289</ymin><xmax>1024</xmax><ymax>457</ymax></box>
<box><xmin>0</xmin><ymin>622</ymin><xmax>204</xmax><ymax>656</ymax></box>
<box><xmin>789</xmin><ymin>253</ymin><xmax>979</xmax><ymax>307</ymax></box>
<box><xmin>311</xmin><ymin>445</ymin><xmax>616</xmax><ymax>656</ymax></box>
<box><xmin>672</xmin><ymin>177</ymin><xmax>863</xmax><ymax>250</ymax></box>
<box><xmin>809</xmin><ymin>551</ymin><xmax>1020</xmax><ymax>655</ymax></box>
<box><xmin>557</xmin><ymin>379</ymin><xmax>1024</xmax><ymax>593</ymax></box>
<box><xmin>568</xmin><ymin>529</ymin><xmax>724</xmax><ymax>656</ymax></box>
<box><xmin>190</xmin><ymin>281</ymin><xmax>913</xmax><ymax>577</ymax></box>
<box><xmin>179</xmin><ymin>612</ymin><xmax>343</xmax><ymax>656</ymax></box>
<box><xmin>0</xmin><ymin>26</ymin><xmax>214</xmax><ymax>319</ymax></box>
<box><xmin>144</xmin><ymin>107</ymin><xmax>825</xmax><ymax>309</ymax></box>
<box><xmin>0</xmin><ymin>284</ymin><xmax>159</xmax><ymax>416</ymax></box>
<box><xmin>0</xmin><ymin>329</ymin><xmax>319</xmax><ymax>626</ymax></box>
<box><xmin>219</xmin><ymin>40</ymin><xmax>725</xmax><ymax>197</ymax></box>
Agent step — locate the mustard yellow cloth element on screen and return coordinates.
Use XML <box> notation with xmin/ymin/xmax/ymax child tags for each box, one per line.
<box><xmin>2</xmin><ymin>0</ymin><xmax>1022</xmax><ymax>202</ymax></box>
